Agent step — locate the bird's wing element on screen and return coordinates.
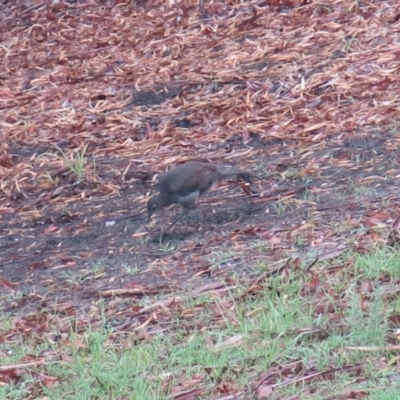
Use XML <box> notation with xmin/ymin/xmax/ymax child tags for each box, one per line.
<box><xmin>160</xmin><ymin>163</ymin><xmax>218</xmax><ymax>197</ymax></box>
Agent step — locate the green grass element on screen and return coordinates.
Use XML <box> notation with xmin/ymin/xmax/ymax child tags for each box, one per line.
<box><xmin>40</xmin><ymin>143</ymin><xmax>90</xmax><ymax>182</ymax></box>
<box><xmin>2</xmin><ymin>248</ymin><xmax>400</xmax><ymax>399</ymax></box>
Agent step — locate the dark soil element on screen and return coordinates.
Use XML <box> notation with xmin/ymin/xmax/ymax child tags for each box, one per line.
<box><xmin>2</xmin><ymin>127</ymin><xmax>400</xmax><ymax>313</ymax></box>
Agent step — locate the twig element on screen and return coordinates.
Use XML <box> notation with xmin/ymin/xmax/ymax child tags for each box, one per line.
<box><xmin>0</xmin><ymin>360</ymin><xmax>61</xmax><ymax>372</ymax></box>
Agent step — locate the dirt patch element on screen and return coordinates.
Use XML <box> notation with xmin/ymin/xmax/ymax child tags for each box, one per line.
<box><xmin>2</xmin><ymin>128</ymin><xmax>400</xmax><ymax>313</ymax></box>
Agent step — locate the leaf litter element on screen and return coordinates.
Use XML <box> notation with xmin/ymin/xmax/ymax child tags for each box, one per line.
<box><xmin>1</xmin><ymin>0</ymin><xmax>400</xmax><ymax>398</ymax></box>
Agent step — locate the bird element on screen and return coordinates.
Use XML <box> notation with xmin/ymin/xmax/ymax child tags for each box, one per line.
<box><xmin>147</xmin><ymin>161</ymin><xmax>255</xmax><ymax>239</ymax></box>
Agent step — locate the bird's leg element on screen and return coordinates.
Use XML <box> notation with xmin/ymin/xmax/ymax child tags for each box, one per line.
<box><xmin>184</xmin><ymin>212</ymin><xmax>189</xmax><ymax>234</ymax></box>
<box><xmin>158</xmin><ymin>207</ymin><xmax>190</xmax><ymax>241</ymax></box>
<box><xmin>181</xmin><ymin>203</ymin><xmax>194</xmax><ymax>234</ymax></box>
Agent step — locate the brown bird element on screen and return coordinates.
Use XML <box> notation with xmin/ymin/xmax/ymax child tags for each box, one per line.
<box><xmin>148</xmin><ymin>161</ymin><xmax>255</xmax><ymax>239</ymax></box>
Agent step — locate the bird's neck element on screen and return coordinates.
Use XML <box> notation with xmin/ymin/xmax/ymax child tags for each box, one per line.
<box><xmin>160</xmin><ymin>193</ymin><xmax>172</xmax><ymax>207</ymax></box>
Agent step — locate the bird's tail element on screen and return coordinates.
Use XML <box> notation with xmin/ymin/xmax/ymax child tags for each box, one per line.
<box><xmin>216</xmin><ymin>165</ymin><xmax>257</xmax><ymax>183</ymax></box>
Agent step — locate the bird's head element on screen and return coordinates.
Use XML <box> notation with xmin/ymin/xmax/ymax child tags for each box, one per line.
<box><xmin>147</xmin><ymin>194</ymin><xmax>164</xmax><ymax>220</ymax></box>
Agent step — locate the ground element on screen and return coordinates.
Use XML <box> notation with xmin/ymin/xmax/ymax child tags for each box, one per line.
<box><xmin>1</xmin><ymin>0</ymin><xmax>400</xmax><ymax>398</ymax></box>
